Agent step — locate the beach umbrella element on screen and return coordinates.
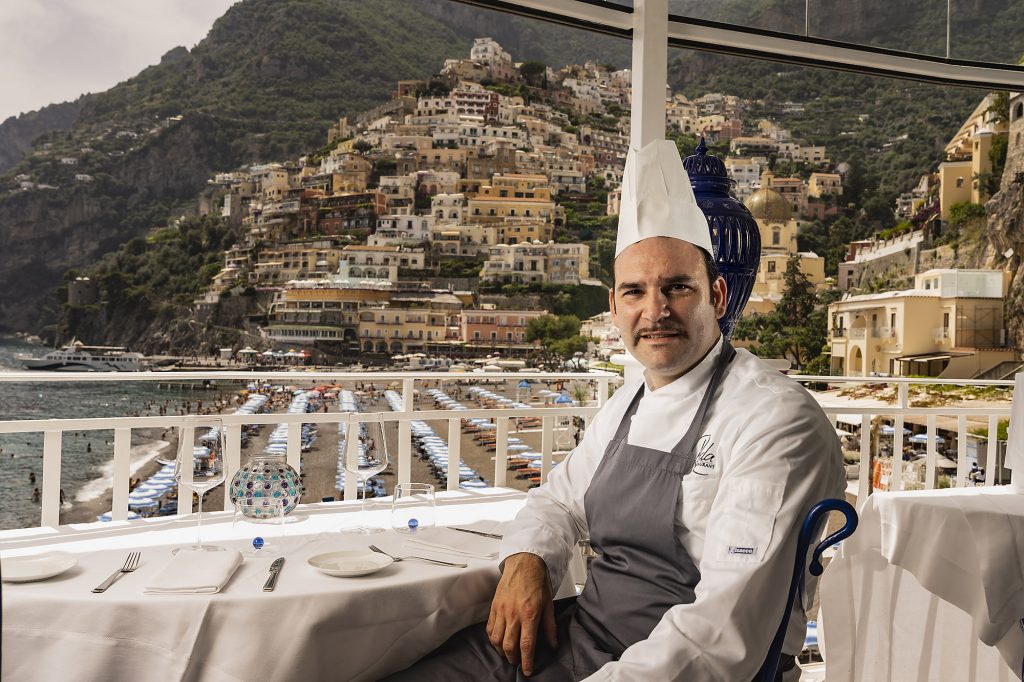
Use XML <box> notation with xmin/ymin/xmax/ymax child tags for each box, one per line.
<box><xmin>554</xmin><ymin>395</ymin><xmax>573</xmax><ymax>405</ymax></box>
<box><xmin>880</xmin><ymin>425</ymin><xmax>911</xmax><ymax>436</ymax></box>
<box><xmin>507</xmin><ymin>444</ymin><xmax>531</xmax><ymax>451</ymax></box>
<box><xmin>909</xmin><ymin>433</ymin><xmax>946</xmax><ymax>444</ymax></box>
<box><xmin>128</xmin><ymin>498</ymin><xmax>159</xmax><ymax>509</ymax></box>
<box><xmin>97</xmin><ymin>511</ymin><xmax>141</xmax><ymax>522</ymax></box>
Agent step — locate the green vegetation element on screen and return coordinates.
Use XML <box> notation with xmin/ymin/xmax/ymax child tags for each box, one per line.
<box><xmin>61</xmin><ymin>215</ymin><xmax>239</xmax><ymax>343</ymax></box>
<box><xmin>525</xmin><ymin>314</ymin><xmax>592</xmax><ymax>368</ymax></box>
<box><xmin>971</xmin><ymin>419</ymin><xmax>1009</xmax><ymax>441</ymax></box>
<box><xmin>479</xmin><ymin>282</ymin><xmax>608</xmax><ymax>318</ymax></box>
<box><xmin>733</xmin><ymin>255</ymin><xmax>839</xmax><ymax>371</ymax></box>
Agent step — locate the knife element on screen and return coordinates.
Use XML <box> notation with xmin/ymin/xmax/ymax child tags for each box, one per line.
<box><xmin>263</xmin><ymin>557</ymin><xmax>285</xmax><ymax>592</ymax></box>
<box><xmin>450</xmin><ymin>527</ymin><xmax>503</xmax><ymax>540</ymax></box>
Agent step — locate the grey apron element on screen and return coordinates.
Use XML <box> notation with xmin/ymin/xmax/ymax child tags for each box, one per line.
<box><xmin>573</xmin><ymin>341</ymin><xmax>736</xmax><ymax>658</ymax></box>
<box><xmin>383</xmin><ymin>342</ymin><xmax>739</xmax><ymax>682</ymax></box>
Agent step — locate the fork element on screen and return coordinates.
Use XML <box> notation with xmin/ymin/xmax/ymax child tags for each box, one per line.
<box><xmin>92</xmin><ymin>551</ymin><xmax>141</xmax><ymax>593</ymax></box>
<box><xmin>368</xmin><ymin>544</ymin><xmax>467</xmax><ymax>568</ymax></box>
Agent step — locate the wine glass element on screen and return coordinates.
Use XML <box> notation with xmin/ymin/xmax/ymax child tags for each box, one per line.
<box><xmin>173</xmin><ymin>415</ymin><xmax>226</xmax><ymax>552</ymax></box>
<box><xmin>343</xmin><ymin>412</ymin><xmax>390</xmax><ymax>534</ymax></box>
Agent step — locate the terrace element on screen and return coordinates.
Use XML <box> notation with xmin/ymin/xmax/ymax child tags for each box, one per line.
<box><xmin>4</xmin><ymin>0</ymin><xmax>1024</xmax><ymax>679</ymax></box>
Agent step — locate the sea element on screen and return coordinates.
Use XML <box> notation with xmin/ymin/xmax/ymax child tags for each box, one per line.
<box><xmin>0</xmin><ymin>336</ymin><xmax>233</xmax><ymax>530</ymax></box>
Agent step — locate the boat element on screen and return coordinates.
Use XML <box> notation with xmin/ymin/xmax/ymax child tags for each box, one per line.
<box><xmin>17</xmin><ymin>340</ymin><xmax>148</xmax><ymax>372</ymax></box>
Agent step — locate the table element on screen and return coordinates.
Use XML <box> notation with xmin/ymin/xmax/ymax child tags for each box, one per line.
<box><xmin>820</xmin><ymin>487</ymin><xmax>1024</xmax><ymax>681</ymax></box>
<box><xmin>1</xmin><ymin>488</ymin><xmax>563</xmax><ymax>682</ymax></box>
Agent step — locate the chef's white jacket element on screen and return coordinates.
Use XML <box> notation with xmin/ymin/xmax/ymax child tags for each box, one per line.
<box><xmin>499</xmin><ymin>338</ymin><xmax>847</xmax><ymax>681</ymax></box>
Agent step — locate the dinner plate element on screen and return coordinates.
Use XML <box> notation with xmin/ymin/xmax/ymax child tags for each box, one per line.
<box><xmin>308</xmin><ymin>550</ymin><xmax>393</xmax><ymax>577</ymax></box>
<box><xmin>1</xmin><ymin>552</ymin><xmax>78</xmax><ymax>582</ymax></box>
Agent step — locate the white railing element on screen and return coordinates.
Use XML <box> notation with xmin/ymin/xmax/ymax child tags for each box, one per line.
<box><xmin>0</xmin><ymin>371</ymin><xmax>1017</xmax><ymax>529</ymax></box>
<box><xmin>0</xmin><ymin>370</ymin><xmax>613</xmax><ymax>528</ymax></box>
<box><xmin>790</xmin><ymin>375</ymin><xmax>1014</xmax><ymax>504</ymax></box>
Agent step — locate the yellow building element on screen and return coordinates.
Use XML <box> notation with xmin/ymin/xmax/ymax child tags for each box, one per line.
<box><xmin>827</xmin><ymin>269</ymin><xmax>1015</xmax><ymax>378</ymax></box>
<box><xmin>938</xmin><ymin>160</ymin><xmax>973</xmax><ymax>221</ymax></box>
<box><xmin>357</xmin><ymin>304</ymin><xmax>449</xmax><ymax>354</ymax></box>
<box><xmin>480</xmin><ymin>241</ymin><xmax>590</xmax><ymax>284</ymax></box>
<box><xmin>741</xmin><ymin>180</ymin><xmax>825</xmax><ymax>314</ymax></box>
<box><xmin>808</xmin><ymin>172</ymin><xmax>843</xmax><ymax>198</ymax></box>
<box><xmin>466</xmin><ymin>174</ymin><xmax>565</xmax><ymax>236</ymax></box>
<box><xmin>939</xmin><ymin>93</ymin><xmax>1009</xmax><ymax>220</ymax></box>
<box><xmin>252</xmin><ymin>241</ymin><xmax>349</xmax><ymax>285</ymax></box>
<box><xmin>261</xmin><ymin>266</ymin><xmax>394</xmax><ymax>345</ymax></box>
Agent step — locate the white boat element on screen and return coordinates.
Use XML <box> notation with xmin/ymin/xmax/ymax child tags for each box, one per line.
<box><xmin>17</xmin><ymin>340</ymin><xmax>148</xmax><ymax>372</ymax></box>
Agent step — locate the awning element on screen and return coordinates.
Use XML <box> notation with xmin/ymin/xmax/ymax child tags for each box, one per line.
<box><xmin>898</xmin><ymin>354</ymin><xmax>952</xmax><ymax>363</ymax></box>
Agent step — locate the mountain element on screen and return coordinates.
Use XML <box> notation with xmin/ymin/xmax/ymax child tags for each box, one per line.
<box><xmin>0</xmin><ymin>101</ymin><xmax>86</xmax><ymax>174</ymax></box>
<box><xmin>0</xmin><ymin>0</ymin><xmax>637</xmax><ymax>335</ymax></box>
<box><xmin>2</xmin><ymin>0</ymin><xmax>1022</xmax><ymax>340</ymax></box>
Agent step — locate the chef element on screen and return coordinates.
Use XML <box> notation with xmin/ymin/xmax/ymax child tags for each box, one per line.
<box><xmin>386</xmin><ymin>140</ymin><xmax>846</xmax><ymax>681</ymax></box>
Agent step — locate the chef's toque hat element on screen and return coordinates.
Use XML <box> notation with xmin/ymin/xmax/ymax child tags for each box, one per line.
<box><xmin>614</xmin><ymin>139</ymin><xmax>712</xmax><ymax>258</ymax></box>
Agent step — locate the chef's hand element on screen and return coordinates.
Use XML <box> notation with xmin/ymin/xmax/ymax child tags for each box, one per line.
<box><xmin>486</xmin><ymin>552</ymin><xmax>558</xmax><ymax>677</ymax></box>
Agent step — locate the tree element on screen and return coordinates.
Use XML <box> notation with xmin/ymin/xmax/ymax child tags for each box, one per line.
<box><xmin>526</xmin><ymin>314</ymin><xmax>593</xmax><ymax>369</ymax></box>
<box><xmin>519</xmin><ymin>60</ymin><xmax>547</xmax><ymax>86</ymax></box>
<box><xmin>732</xmin><ymin>256</ymin><xmax>830</xmax><ymax>369</ymax></box>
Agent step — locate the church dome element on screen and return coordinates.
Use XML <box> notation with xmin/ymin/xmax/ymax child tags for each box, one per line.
<box><xmin>745</xmin><ymin>186</ymin><xmax>792</xmax><ymax>221</ymax></box>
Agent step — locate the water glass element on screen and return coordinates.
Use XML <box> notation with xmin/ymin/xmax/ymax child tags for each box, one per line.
<box><xmin>233</xmin><ymin>498</ymin><xmax>287</xmax><ymax>557</ymax></box>
<box><xmin>392</xmin><ymin>483</ymin><xmax>435</xmax><ymax>533</ymax></box>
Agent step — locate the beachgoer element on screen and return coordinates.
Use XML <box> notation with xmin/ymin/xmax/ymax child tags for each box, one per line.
<box><xmin>28</xmin><ymin>471</ymin><xmax>36</xmax><ymax>485</ymax></box>
<box><xmin>31</xmin><ymin>487</ymin><xmax>40</xmax><ymax>503</ymax></box>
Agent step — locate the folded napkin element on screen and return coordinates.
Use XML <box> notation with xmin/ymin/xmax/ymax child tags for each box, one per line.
<box><xmin>144</xmin><ymin>549</ymin><xmax>243</xmax><ymax>595</ymax></box>
<box><xmin>404</xmin><ymin>526</ymin><xmax>502</xmax><ymax>560</ymax></box>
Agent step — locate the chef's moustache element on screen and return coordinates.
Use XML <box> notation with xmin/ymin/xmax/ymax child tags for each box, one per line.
<box><xmin>633</xmin><ymin>324</ymin><xmax>685</xmax><ymax>345</ymax></box>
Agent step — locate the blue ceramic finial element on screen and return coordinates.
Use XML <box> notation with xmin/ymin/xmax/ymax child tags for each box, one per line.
<box><xmin>695</xmin><ymin>136</ymin><xmax>708</xmax><ymax>156</ymax></box>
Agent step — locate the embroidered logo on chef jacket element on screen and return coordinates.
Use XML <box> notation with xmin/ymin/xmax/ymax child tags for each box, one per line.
<box><xmin>690</xmin><ymin>435</ymin><xmax>716</xmax><ymax>476</ymax></box>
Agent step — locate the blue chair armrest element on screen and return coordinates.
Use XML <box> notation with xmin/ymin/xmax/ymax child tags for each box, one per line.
<box><xmin>754</xmin><ymin>498</ymin><xmax>858</xmax><ymax>682</ymax></box>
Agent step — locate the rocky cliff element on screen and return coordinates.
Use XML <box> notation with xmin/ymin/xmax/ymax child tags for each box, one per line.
<box><xmin>0</xmin><ymin>101</ymin><xmax>85</xmax><ymax>174</ymax></box>
<box><xmin>0</xmin><ymin>114</ymin><xmax>243</xmax><ymax>333</ymax></box>
<box><xmin>983</xmin><ymin>102</ymin><xmax>1024</xmax><ymax>346</ymax></box>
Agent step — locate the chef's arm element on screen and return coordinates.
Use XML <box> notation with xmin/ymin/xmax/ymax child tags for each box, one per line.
<box><xmin>586</xmin><ymin>408</ymin><xmax>841</xmax><ymax>681</ymax></box>
<box><xmin>498</xmin><ymin>415</ymin><xmax>602</xmax><ymax>593</ymax></box>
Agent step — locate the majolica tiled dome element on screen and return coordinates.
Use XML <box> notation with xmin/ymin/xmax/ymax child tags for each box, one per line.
<box><xmin>745</xmin><ymin>186</ymin><xmax>792</xmax><ymax>222</ymax></box>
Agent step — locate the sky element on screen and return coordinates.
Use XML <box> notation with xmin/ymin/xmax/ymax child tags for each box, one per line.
<box><xmin>0</xmin><ymin>0</ymin><xmax>238</xmax><ymax>122</ymax></box>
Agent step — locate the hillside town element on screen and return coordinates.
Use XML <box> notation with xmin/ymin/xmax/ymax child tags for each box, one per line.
<box><xmin>47</xmin><ymin>38</ymin><xmax>1022</xmax><ymax>379</ymax></box>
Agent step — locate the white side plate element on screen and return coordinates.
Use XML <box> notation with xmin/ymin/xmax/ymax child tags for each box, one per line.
<box><xmin>2</xmin><ymin>552</ymin><xmax>78</xmax><ymax>582</ymax></box>
<box><xmin>308</xmin><ymin>550</ymin><xmax>393</xmax><ymax>577</ymax></box>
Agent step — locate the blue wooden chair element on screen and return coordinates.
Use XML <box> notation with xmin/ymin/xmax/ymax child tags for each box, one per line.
<box><xmin>754</xmin><ymin>498</ymin><xmax>859</xmax><ymax>682</ymax></box>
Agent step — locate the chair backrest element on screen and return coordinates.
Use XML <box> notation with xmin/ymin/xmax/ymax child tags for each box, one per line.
<box><xmin>754</xmin><ymin>498</ymin><xmax>858</xmax><ymax>682</ymax></box>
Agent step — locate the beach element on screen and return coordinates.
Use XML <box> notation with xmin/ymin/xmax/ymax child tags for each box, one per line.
<box><xmin>55</xmin><ymin>378</ymin><xmax>582</xmax><ymax>525</ymax></box>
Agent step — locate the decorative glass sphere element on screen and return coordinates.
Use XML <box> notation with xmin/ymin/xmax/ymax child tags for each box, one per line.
<box><xmin>683</xmin><ymin>137</ymin><xmax>762</xmax><ymax>339</ymax></box>
<box><xmin>229</xmin><ymin>450</ymin><xmax>302</xmax><ymax>519</ymax></box>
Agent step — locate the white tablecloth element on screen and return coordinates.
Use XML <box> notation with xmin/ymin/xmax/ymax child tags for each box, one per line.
<box><xmin>1</xmin><ymin>488</ymin><xmax>545</xmax><ymax>682</ymax></box>
<box><xmin>820</xmin><ymin>487</ymin><xmax>1024</xmax><ymax>681</ymax></box>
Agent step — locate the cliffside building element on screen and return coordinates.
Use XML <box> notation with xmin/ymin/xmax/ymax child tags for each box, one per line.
<box><xmin>827</xmin><ymin>268</ymin><xmax>1015</xmax><ymax>379</ymax></box>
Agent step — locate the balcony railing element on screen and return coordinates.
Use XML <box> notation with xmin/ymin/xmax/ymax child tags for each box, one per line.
<box><xmin>0</xmin><ymin>371</ymin><xmax>1016</xmax><ymax>531</ymax></box>
<box><xmin>0</xmin><ymin>370</ymin><xmax>611</xmax><ymax>528</ymax></box>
